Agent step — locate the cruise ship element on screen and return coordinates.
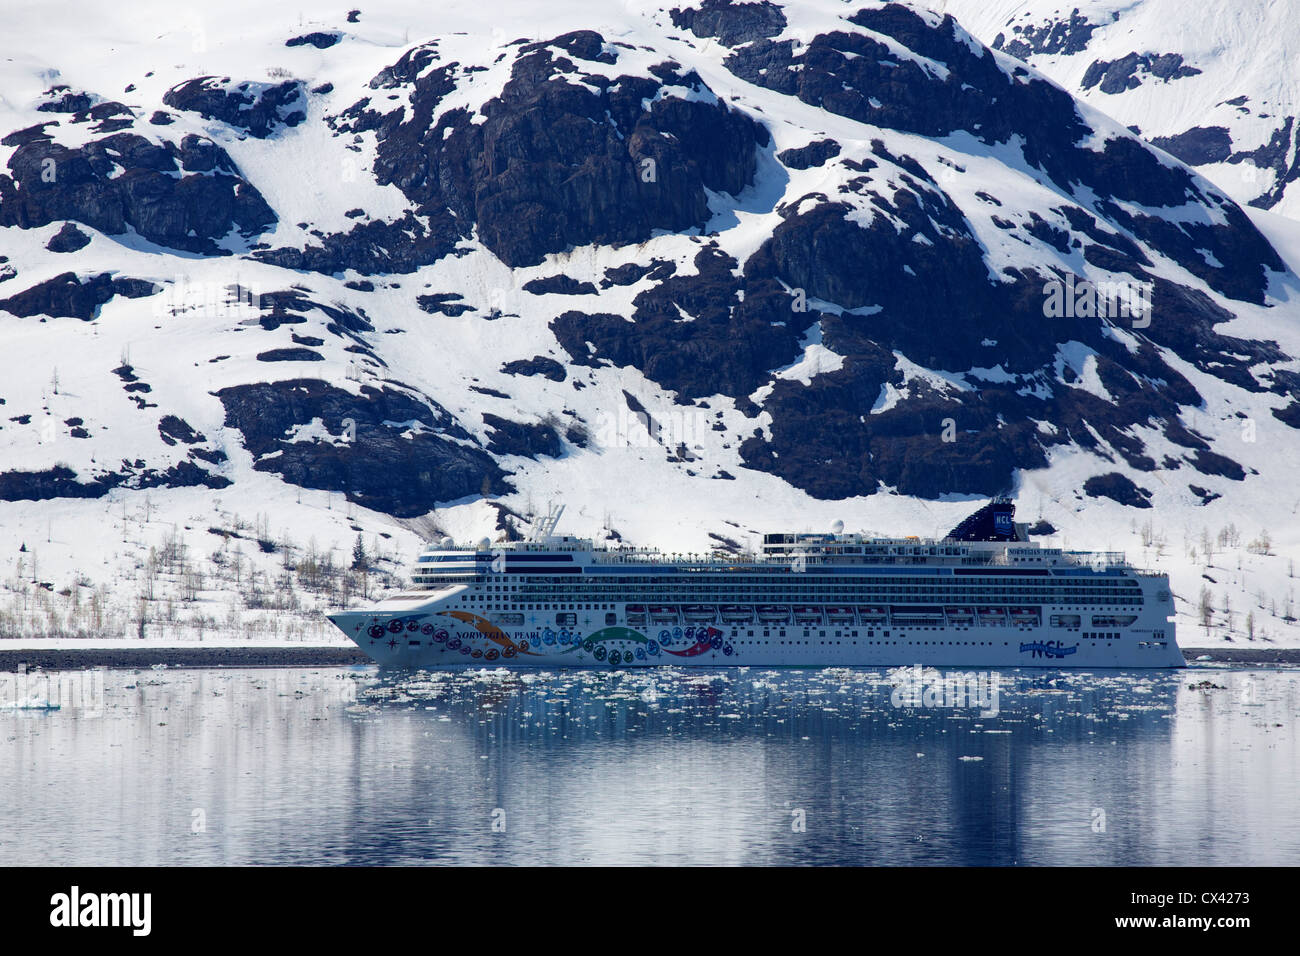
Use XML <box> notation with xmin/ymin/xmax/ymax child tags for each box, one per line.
<box><xmin>327</xmin><ymin>501</ymin><xmax>1184</xmax><ymax>668</ymax></box>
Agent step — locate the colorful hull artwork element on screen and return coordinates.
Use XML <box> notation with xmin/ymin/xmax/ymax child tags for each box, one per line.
<box><xmin>351</xmin><ymin>611</ymin><xmax>739</xmax><ymax>665</ymax></box>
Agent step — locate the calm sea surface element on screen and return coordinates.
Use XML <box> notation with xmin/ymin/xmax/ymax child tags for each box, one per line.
<box><xmin>2</xmin><ymin>664</ymin><xmax>1298</xmax><ymax>865</ymax></box>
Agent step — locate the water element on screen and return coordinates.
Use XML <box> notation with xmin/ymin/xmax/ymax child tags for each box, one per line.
<box><xmin>2</xmin><ymin>665</ymin><xmax>1298</xmax><ymax>865</ymax></box>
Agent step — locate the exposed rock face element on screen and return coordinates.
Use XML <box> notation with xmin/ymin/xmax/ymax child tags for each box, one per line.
<box><xmin>669</xmin><ymin>0</ymin><xmax>787</xmax><ymax>47</ymax></box>
<box><xmin>0</xmin><ymin>465</ymin><xmax>116</xmax><ymax>501</ymax></box>
<box><xmin>357</xmin><ymin>30</ymin><xmax>767</xmax><ymax>268</ymax></box>
<box><xmin>1150</xmin><ymin>127</ymin><xmax>1234</xmax><ymax>166</ymax></box>
<box><xmin>157</xmin><ymin>415</ymin><xmax>204</xmax><ymax>445</ymax></box>
<box><xmin>1081</xmin><ymin>53</ymin><xmax>1201</xmax><ymax>94</ymax></box>
<box><xmin>0</xmin><ymin>129</ymin><xmax>276</xmax><ymax>253</ymax></box>
<box><xmin>0</xmin><ymin>272</ymin><xmax>155</xmax><ymax>320</ymax></box>
<box><xmin>519</xmin><ymin>4</ymin><xmax>1257</xmax><ymax>501</ymax></box>
<box><xmin>286</xmin><ymin>32</ymin><xmax>340</xmax><ymax>49</ymax></box>
<box><xmin>482</xmin><ymin>413</ymin><xmax>563</xmax><ymax>459</ymax></box>
<box><xmin>0</xmin><ymin>456</ymin><xmax>230</xmax><ymax>500</ymax></box>
<box><xmin>256</xmin><ymin>347</ymin><xmax>325</xmax><ymax>362</ymax></box>
<box><xmin>216</xmin><ymin>379</ymin><xmax>505</xmax><ymax>517</ymax></box>
<box><xmin>523</xmin><ymin>275</ymin><xmax>598</xmax><ymax>296</ymax></box>
<box><xmin>46</xmin><ymin>222</ymin><xmax>91</xmax><ymax>253</ymax></box>
<box><xmin>993</xmin><ymin>10</ymin><xmax>1100</xmax><ymax>59</ymax></box>
<box><xmin>1</xmin><ymin>5</ymin><xmax>1296</xmax><ymax>517</ymax></box>
<box><xmin>255</xmin><ymin>211</ymin><xmax>461</xmax><ymax>275</ymax></box>
<box><xmin>552</xmin><ymin>244</ymin><xmax>815</xmax><ymax>400</ymax></box>
<box><xmin>1084</xmin><ymin>473</ymin><xmax>1153</xmax><ymax>508</ymax></box>
<box><xmin>37</xmin><ymin>87</ymin><xmax>96</xmax><ymax>114</ymax></box>
<box><xmin>163</xmin><ymin>77</ymin><xmax>307</xmax><ymax>139</ymax></box>
<box><xmin>416</xmin><ymin>293</ymin><xmax>472</xmax><ymax>316</ymax></box>
<box><xmin>600</xmin><ymin>260</ymin><xmax>676</xmax><ymax>288</ymax></box>
<box><xmin>501</xmin><ymin>356</ymin><xmax>567</xmax><ymax>382</ymax></box>
<box><xmin>778</xmin><ymin>139</ymin><xmax>842</xmax><ymax>170</ymax></box>
<box><xmin>726</xmin><ymin>3</ymin><xmax>1277</xmax><ymax>298</ymax></box>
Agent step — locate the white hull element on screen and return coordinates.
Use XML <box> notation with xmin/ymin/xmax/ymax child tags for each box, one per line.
<box><xmin>329</xmin><ymin>596</ymin><xmax>1184</xmax><ymax>669</ymax></box>
<box><xmin>329</xmin><ymin>503</ymin><xmax>1183</xmax><ymax>669</ymax></box>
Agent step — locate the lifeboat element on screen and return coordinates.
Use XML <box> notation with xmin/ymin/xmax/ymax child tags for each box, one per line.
<box><xmin>1091</xmin><ymin>615</ymin><xmax>1137</xmax><ymax>628</ymax></box>
<box><xmin>683</xmin><ymin>604</ymin><xmax>717</xmax><ymax>623</ymax></box>
<box><xmin>825</xmin><ymin>606</ymin><xmax>856</xmax><ymax>624</ymax></box>
<box><xmin>757</xmin><ymin>605</ymin><xmax>791</xmax><ymax>623</ymax></box>
<box><xmin>649</xmin><ymin>605</ymin><xmax>679</xmax><ymax>623</ymax></box>
<box><xmin>1010</xmin><ymin>606</ymin><xmax>1040</xmax><ymax>625</ymax></box>
<box><xmin>857</xmin><ymin>606</ymin><xmax>889</xmax><ymax>623</ymax></box>
<box><xmin>720</xmin><ymin>604</ymin><xmax>754</xmax><ymax>623</ymax></box>
<box><xmin>625</xmin><ymin>604</ymin><xmax>646</xmax><ymax>625</ymax></box>
<box><xmin>793</xmin><ymin>605</ymin><xmax>823</xmax><ymax>624</ymax></box>
<box><xmin>944</xmin><ymin>606</ymin><xmax>975</xmax><ymax>623</ymax></box>
<box><xmin>891</xmin><ymin>606</ymin><xmax>944</xmax><ymax>625</ymax></box>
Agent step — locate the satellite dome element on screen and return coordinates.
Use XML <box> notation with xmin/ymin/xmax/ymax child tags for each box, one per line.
<box><xmin>478</xmin><ymin>537</ymin><xmax>492</xmax><ymax>551</ymax></box>
<box><xmin>440</xmin><ymin>536</ymin><xmax>454</xmax><ymax>549</ymax></box>
<box><xmin>831</xmin><ymin>519</ymin><xmax>844</xmax><ymax>534</ymax></box>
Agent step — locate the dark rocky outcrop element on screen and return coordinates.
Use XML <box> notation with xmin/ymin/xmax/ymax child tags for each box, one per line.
<box><xmin>1237</xmin><ymin>117</ymin><xmax>1300</xmax><ymax>211</ymax></box>
<box><xmin>416</xmin><ymin>292</ymin><xmax>473</xmax><ymax>316</ymax></box>
<box><xmin>0</xmin><ymin>457</ymin><xmax>229</xmax><ymax>499</ymax></box>
<box><xmin>482</xmin><ymin>414</ymin><xmax>563</xmax><ymax>459</ymax></box>
<box><xmin>359</xmin><ymin>30</ymin><xmax>767</xmax><ymax>267</ymax></box>
<box><xmin>522</xmin><ymin>275</ymin><xmax>598</xmax><ymax>296</ymax></box>
<box><xmin>778</xmin><ymin>139</ymin><xmax>841</xmax><ymax>170</ymax></box>
<box><xmin>1081</xmin><ymin>53</ymin><xmax>1201</xmax><ymax>94</ymax></box>
<box><xmin>216</xmin><ymin>379</ymin><xmax>504</xmax><ymax>516</ymax></box>
<box><xmin>0</xmin><ymin>272</ymin><xmax>156</xmax><ymax>320</ymax></box>
<box><xmin>163</xmin><ymin>77</ymin><xmax>306</xmax><ymax>138</ymax></box>
<box><xmin>600</xmin><ymin>260</ymin><xmax>676</xmax><ymax>288</ymax></box>
<box><xmin>669</xmin><ymin>0</ymin><xmax>787</xmax><ymax>47</ymax></box>
<box><xmin>552</xmin><ymin>244</ymin><xmax>815</xmax><ymax>400</ymax></box>
<box><xmin>1273</xmin><ymin>401</ymin><xmax>1300</xmax><ymax>429</ymax></box>
<box><xmin>286</xmin><ymin>32</ymin><xmax>340</xmax><ymax>49</ymax></box>
<box><xmin>0</xmin><ymin>130</ymin><xmax>276</xmax><ymax>254</ymax></box>
<box><xmin>0</xmin><ymin>465</ymin><xmax>117</xmax><ymax>501</ymax></box>
<box><xmin>256</xmin><ymin>347</ymin><xmax>324</xmax><ymax>362</ymax></box>
<box><xmin>1151</xmin><ymin>126</ymin><xmax>1234</xmax><ymax>166</ymax></box>
<box><xmin>158</xmin><ymin>415</ymin><xmax>204</xmax><ymax>445</ymax></box>
<box><xmin>45</xmin><ymin>222</ymin><xmax>91</xmax><ymax>252</ymax></box>
<box><xmin>501</xmin><ymin>356</ymin><xmax>567</xmax><ymax>382</ymax></box>
<box><xmin>37</xmin><ymin>87</ymin><xmax>95</xmax><ymax>114</ymax></box>
<box><xmin>254</xmin><ymin>210</ymin><xmax>461</xmax><ymax>275</ymax></box>
<box><xmin>723</xmin><ymin>4</ymin><xmax>1281</xmax><ymax>307</ymax></box>
<box><xmin>993</xmin><ymin>11</ymin><xmax>1100</xmax><ymax>59</ymax></box>
<box><xmin>1083</xmin><ymin>473</ymin><xmax>1153</xmax><ymax>508</ymax></box>
<box><xmin>252</xmin><ymin>289</ymin><xmax>373</xmax><ymax>337</ymax></box>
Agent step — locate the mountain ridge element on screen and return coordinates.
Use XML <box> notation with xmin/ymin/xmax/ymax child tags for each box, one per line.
<box><xmin>0</xmin><ymin>0</ymin><xmax>1298</xmax><ymax>647</ymax></box>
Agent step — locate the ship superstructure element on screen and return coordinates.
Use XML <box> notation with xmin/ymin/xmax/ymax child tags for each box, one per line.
<box><xmin>327</xmin><ymin>501</ymin><xmax>1183</xmax><ymax>668</ymax></box>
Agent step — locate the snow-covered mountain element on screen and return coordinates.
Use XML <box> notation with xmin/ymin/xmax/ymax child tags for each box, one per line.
<box><xmin>941</xmin><ymin>0</ymin><xmax>1300</xmax><ymax>218</ymax></box>
<box><xmin>2</xmin><ymin>0</ymin><xmax>1299</xmax><ymax>648</ymax></box>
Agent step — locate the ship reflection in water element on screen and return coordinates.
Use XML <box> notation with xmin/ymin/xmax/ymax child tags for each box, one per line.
<box><xmin>3</xmin><ymin>665</ymin><xmax>1297</xmax><ymax>865</ymax></box>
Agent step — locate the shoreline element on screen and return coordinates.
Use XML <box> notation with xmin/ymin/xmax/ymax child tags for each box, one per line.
<box><xmin>0</xmin><ymin>646</ymin><xmax>1296</xmax><ymax>670</ymax></box>
<box><xmin>0</xmin><ymin>646</ymin><xmax>371</xmax><ymax>670</ymax></box>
